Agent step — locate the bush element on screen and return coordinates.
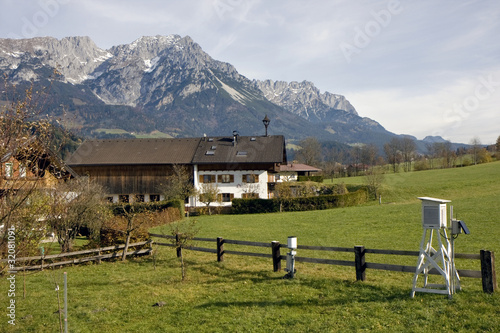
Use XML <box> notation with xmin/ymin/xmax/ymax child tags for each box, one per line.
<box><xmin>231</xmin><ymin>198</ymin><xmax>280</xmax><ymax>214</ymax></box>
<box><xmin>318</xmin><ymin>183</ymin><xmax>348</xmax><ymax>195</ymax></box>
<box><xmin>110</xmin><ymin>199</ymin><xmax>184</xmax><ymax>218</ymax></box>
<box><xmin>100</xmin><ymin>201</ymin><xmax>183</xmax><ymax>246</ymax></box>
<box><xmin>414</xmin><ymin>159</ymin><xmax>430</xmax><ymax>171</ymax></box>
<box><xmin>231</xmin><ymin>189</ymin><xmax>369</xmax><ymax>214</ymax></box>
<box><xmin>297</xmin><ymin>175</ymin><xmax>324</xmax><ymax>182</ymax></box>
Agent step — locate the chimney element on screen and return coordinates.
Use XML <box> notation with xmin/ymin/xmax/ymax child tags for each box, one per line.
<box><xmin>232</xmin><ymin>130</ymin><xmax>239</xmax><ymax>146</ymax></box>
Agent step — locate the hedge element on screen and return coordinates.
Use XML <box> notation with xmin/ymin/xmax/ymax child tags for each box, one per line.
<box><xmin>297</xmin><ymin>175</ymin><xmax>324</xmax><ymax>182</ymax></box>
<box><xmin>231</xmin><ymin>188</ymin><xmax>368</xmax><ymax>214</ymax></box>
<box><xmin>110</xmin><ymin>199</ymin><xmax>184</xmax><ymax>218</ymax></box>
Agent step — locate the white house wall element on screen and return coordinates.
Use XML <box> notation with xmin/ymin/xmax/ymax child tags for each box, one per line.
<box><xmin>192</xmin><ymin>168</ymin><xmax>268</xmax><ymax>207</ymax></box>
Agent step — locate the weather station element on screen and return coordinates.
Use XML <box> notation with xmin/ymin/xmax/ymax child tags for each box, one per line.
<box><xmin>411</xmin><ymin>197</ymin><xmax>469</xmax><ymax>299</ymax></box>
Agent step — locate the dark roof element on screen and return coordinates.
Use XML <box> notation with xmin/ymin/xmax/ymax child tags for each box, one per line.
<box><xmin>192</xmin><ymin>135</ymin><xmax>286</xmax><ymax>164</ymax></box>
<box><xmin>66</xmin><ymin>136</ymin><xmax>287</xmax><ymax>166</ymax></box>
<box><xmin>65</xmin><ymin>138</ymin><xmax>201</xmax><ymax>166</ymax></box>
<box><xmin>280</xmin><ymin>163</ymin><xmax>321</xmax><ymax>172</ymax></box>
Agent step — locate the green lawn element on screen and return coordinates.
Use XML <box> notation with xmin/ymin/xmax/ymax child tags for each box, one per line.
<box><xmin>1</xmin><ymin>161</ymin><xmax>499</xmax><ymax>332</ymax></box>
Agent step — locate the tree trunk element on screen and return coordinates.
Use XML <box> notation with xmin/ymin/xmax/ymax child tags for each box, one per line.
<box><xmin>122</xmin><ymin>231</ymin><xmax>131</xmax><ymax>261</ymax></box>
<box><xmin>180</xmin><ymin>250</ymin><xmax>186</xmax><ymax>281</ymax></box>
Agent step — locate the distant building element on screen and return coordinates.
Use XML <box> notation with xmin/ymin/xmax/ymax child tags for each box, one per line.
<box><xmin>65</xmin><ymin>135</ymin><xmax>287</xmax><ymax>207</ymax></box>
<box><xmin>277</xmin><ymin>163</ymin><xmax>322</xmax><ymax>182</ymax></box>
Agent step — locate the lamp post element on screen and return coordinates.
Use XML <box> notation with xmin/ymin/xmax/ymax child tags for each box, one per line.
<box><xmin>262</xmin><ymin>115</ymin><xmax>270</xmax><ymax>136</ymax></box>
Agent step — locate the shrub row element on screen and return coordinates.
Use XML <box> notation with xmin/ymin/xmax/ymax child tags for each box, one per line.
<box><xmin>297</xmin><ymin>175</ymin><xmax>324</xmax><ymax>182</ymax></box>
<box><xmin>110</xmin><ymin>199</ymin><xmax>184</xmax><ymax>217</ymax></box>
<box><xmin>231</xmin><ymin>189</ymin><xmax>368</xmax><ymax>214</ymax></box>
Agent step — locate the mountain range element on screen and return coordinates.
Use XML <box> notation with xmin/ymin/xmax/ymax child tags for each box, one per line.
<box><xmin>0</xmin><ymin>35</ymin><xmax>441</xmax><ymax>151</ymax></box>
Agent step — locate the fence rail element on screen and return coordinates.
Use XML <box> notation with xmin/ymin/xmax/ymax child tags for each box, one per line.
<box><xmin>149</xmin><ymin>233</ymin><xmax>496</xmax><ymax>294</ymax></box>
<box><xmin>2</xmin><ymin>241</ymin><xmax>152</xmax><ymax>272</ymax></box>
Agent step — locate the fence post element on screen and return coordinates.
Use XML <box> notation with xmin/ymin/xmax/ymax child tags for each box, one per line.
<box><xmin>272</xmin><ymin>241</ymin><xmax>281</xmax><ymax>272</ymax></box>
<box><xmin>217</xmin><ymin>237</ymin><xmax>224</xmax><ymax>262</ymax></box>
<box><xmin>97</xmin><ymin>248</ymin><xmax>101</xmax><ymax>264</ymax></box>
<box><xmin>175</xmin><ymin>234</ymin><xmax>182</xmax><ymax>258</ymax></box>
<box><xmin>480</xmin><ymin>250</ymin><xmax>497</xmax><ymax>293</ymax></box>
<box><xmin>354</xmin><ymin>245</ymin><xmax>366</xmax><ymax>281</ymax></box>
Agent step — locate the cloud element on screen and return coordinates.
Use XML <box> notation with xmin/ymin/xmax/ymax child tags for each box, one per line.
<box><xmin>347</xmin><ymin>67</ymin><xmax>500</xmax><ymax>144</ymax></box>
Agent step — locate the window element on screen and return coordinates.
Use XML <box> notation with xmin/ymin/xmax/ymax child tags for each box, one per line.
<box><xmin>218</xmin><ymin>193</ymin><xmax>234</xmax><ymax>202</ymax></box>
<box><xmin>199</xmin><ymin>174</ymin><xmax>216</xmax><ymax>183</ymax></box>
<box><xmin>19</xmin><ymin>165</ymin><xmax>26</xmax><ymax>178</ymax></box>
<box><xmin>218</xmin><ymin>174</ymin><xmax>234</xmax><ymax>183</ymax></box>
<box><xmin>242</xmin><ymin>174</ymin><xmax>259</xmax><ymax>183</ymax></box>
<box><xmin>135</xmin><ymin>194</ymin><xmax>145</xmax><ymax>203</ymax></box>
<box><xmin>106</xmin><ymin>197</ymin><xmax>114</xmax><ymax>203</ymax></box>
<box><xmin>4</xmin><ymin>163</ymin><xmax>13</xmax><ymax>178</ymax></box>
<box><xmin>119</xmin><ymin>195</ymin><xmax>129</xmax><ymax>203</ymax></box>
<box><xmin>242</xmin><ymin>193</ymin><xmax>259</xmax><ymax>199</ymax></box>
<box><xmin>236</xmin><ymin>151</ymin><xmax>247</xmax><ymax>156</ymax></box>
<box><xmin>149</xmin><ymin>194</ymin><xmax>160</xmax><ymax>202</ymax></box>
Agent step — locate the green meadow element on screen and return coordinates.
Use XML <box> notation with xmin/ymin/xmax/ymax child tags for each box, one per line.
<box><xmin>1</xmin><ymin>161</ymin><xmax>499</xmax><ymax>332</ymax></box>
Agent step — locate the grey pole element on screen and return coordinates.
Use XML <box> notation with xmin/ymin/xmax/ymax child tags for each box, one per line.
<box><xmin>64</xmin><ymin>272</ymin><xmax>68</xmax><ymax>333</ymax></box>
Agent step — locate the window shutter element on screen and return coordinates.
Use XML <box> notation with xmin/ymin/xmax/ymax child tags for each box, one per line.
<box><xmin>230</xmin><ymin>175</ymin><xmax>234</xmax><ymax>182</ymax></box>
<box><xmin>211</xmin><ymin>175</ymin><xmax>216</xmax><ymax>183</ymax></box>
<box><xmin>254</xmin><ymin>174</ymin><xmax>259</xmax><ymax>182</ymax></box>
<box><xmin>242</xmin><ymin>174</ymin><xmax>247</xmax><ymax>183</ymax></box>
<box><xmin>217</xmin><ymin>175</ymin><xmax>222</xmax><ymax>183</ymax></box>
<box><xmin>199</xmin><ymin>175</ymin><xmax>204</xmax><ymax>183</ymax></box>
<box><xmin>217</xmin><ymin>194</ymin><xmax>222</xmax><ymax>201</ymax></box>
<box><xmin>230</xmin><ymin>193</ymin><xmax>234</xmax><ymax>201</ymax></box>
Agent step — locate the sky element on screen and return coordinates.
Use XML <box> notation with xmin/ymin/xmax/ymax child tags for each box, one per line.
<box><xmin>1</xmin><ymin>0</ymin><xmax>499</xmax><ymax>144</ymax></box>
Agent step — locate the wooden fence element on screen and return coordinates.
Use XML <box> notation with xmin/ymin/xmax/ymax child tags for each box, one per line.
<box><xmin>149</xmin><ymin>233</ymin><xmax>497</xmax><ymax>294</ymax></box>
<box><xmin>2</xmin><ymin>241</ymin><xmax>152</xmax><ymax>272</ymax></box>
<box><xmin>3</xmin><ymin>235</ymin><xmax>496</xmax><ymax>294</ymax></box>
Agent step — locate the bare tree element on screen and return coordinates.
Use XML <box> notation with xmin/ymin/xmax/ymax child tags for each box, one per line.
<box><xmin>169</xmin><ymin>219</ymin><xmax>198</xmax><ymax>281</ymax></box>
<box><xmin>434</xmin><ymin>141</ymin><xmax>455</xmax><ymax>168</ymax></box>
<box><xmin>0</xmin><ymin>79</ymin><xmax>68</xmax><ymax>258</ymax></box>
<box><xmin>113</xmin><ymin>204</ymin><xmax>152</xmax><ymax>261</ymax></box>
<box><xmin>364</xmin><ymin>167</ymin><xmax>385</xmax><ymax>200</ymax></box>
<box><xmin>46</xmin><ymin>177</ymin><xmax>109</xmax><ymax>252</ymax></box>
<box><xmin>296</xmin><ymin>137</ymin><xmax>322</xmax><ymax>167</ymax></box>
<box><xmin>361</xmin><ymin>144</ymin><xmax>378</xmax><ymax>168</ymax></box>
<box><xmin>349</xmin><ymin>146</ymin><xmax>362</xmax><ymax>176</ymax></box>
<box><xmin>496</xmin><ymin>135</ymin><xmax>500</xmax><ymax>157</ymax></box>
<box><xmin>384</xmin><ymin>138</ymin><xmax>402</xmax><ymax>173</ymax></box>
<box><xmin>469</xmin><ymin>137</ymin><xmax>482</xmax><ymax>165</ymax></box>
<box><xmin>198</xmin><ymin>183</ymin><xmax>221</xmax><ymax>215</ymax></box>
<box><xmin>158</xmin><ymin>164</ymin><xmax>195</xmax><ymax>202</ymax></box>
<box><xmin>400</xmin><ymin>136</ymin><xmax>416</xmax><ymax>172</ymax></box>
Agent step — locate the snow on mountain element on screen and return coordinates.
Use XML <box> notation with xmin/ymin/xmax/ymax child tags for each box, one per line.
<box><xmin>254</xmin><ymin>79</ymin><xmax>358</xmax><ymax>122</ymax></box>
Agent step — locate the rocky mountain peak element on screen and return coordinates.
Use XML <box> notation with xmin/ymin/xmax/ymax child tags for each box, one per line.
<box><xmin>254</xmin><ymin>79</ymin><xmax>358</xmax><ymax>122</ymax></box>
<box><xmin>0</xmin><ymin>36</ymin><xmax>112</xmax><ymax>83</ymax></box>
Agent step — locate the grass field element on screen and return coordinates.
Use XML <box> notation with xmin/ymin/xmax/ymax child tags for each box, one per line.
<box><xmin>1</xmin><ymin>161</ymin><xmax>499</xmax><ymax>332</ymax></box>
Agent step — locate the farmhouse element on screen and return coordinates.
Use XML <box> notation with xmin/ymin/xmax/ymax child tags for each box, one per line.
<box><xmin>65</xmin><ymin>134</ymin><xmax>287</xmax><ymax>207</ymax></box>
<box><xmin>1</xmin><ymin>141</ymin><xmax>76</xmax><ymax>197</ymax></box>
